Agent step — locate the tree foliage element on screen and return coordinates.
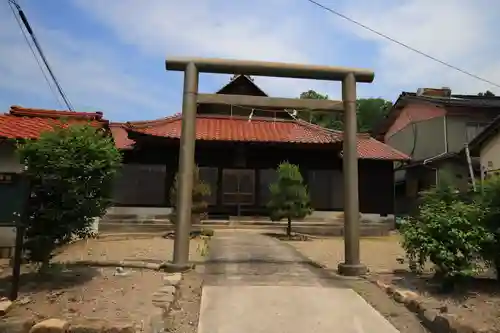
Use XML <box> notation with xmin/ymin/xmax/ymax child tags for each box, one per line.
<box><xmin>169</xmin><ymin>165</ymin><xmax>211</xmax><ymax>224</ymax></box>
<box><xmin>478</xmin><ymin>90</ymin><xmax>495</xmax><ymax>97</ymax></box>
<box><xmin>298</xmin><ymin>90</ymin><xmax>392</xmax><ymax>132</ymax></box>
<box><xmin>18</xmin><ymin>124</ymin><xmax>122</xmax><ymax>268</ymax></box>
<box><xmin>267</xmin><ymin>162</ymin><xmax>313</xmax><ymax>238</ymax></box>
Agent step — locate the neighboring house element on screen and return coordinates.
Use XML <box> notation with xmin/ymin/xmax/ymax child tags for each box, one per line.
<box><xmin>468</xmin><ymin>115</ymin><xmax>500</xmax><ymax>179</ymax></box>
<box><xmin>0</xmin><ymin>106</ymin><xmax>108</xmax><ymax>247</ymax></box>
<box><xmin>372</xmin><ymin>87</ymin><xmax>500</xmax><ymax>213</ymax></box>
<box><xmin>110</xmin><ymin>75</ymin><xmax>409</xmax><ymax>220</ymax></box>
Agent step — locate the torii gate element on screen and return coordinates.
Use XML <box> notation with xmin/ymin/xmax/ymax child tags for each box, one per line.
<box><xmin>165</xmin><ymin>57</ymin><xmax>374</xmax><ymax>276</ymax></box>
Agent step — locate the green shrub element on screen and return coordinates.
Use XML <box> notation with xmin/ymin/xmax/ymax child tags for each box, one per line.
<box><xmin>400</xmin><ymin>183</ymin><xmax>490</xmax><ymax>290</ymax></box>
<box><xmin>477</xmin><ymin>175</ymin><xmax>500</xmax><ymax>279</ymax></box>
<box><xmin>18</xmin><ymin>124</ymin><xmax>122</xmax><ymax>269</ymax></box>
<box><xmin>268</xmin><ymin>162</ymin><xmax>313</xmax><ymax>238</ymax></box>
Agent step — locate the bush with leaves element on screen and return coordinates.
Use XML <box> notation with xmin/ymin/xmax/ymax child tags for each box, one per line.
<box><xmin>399</xmin><ymin>182</ymin><xmax>491</xmax><ymax>290</ymax></box>
<box><xmin>476</xmin><ymin>175</ymin><xmax>500</xmax><ymax>280</ymax></box>
<box><xmin>169</xmin><ymin>165</ymin><xmax>211</xmax><ymax>225</ymax></box>
<box><xmin>18</xmin><ymin>124</ymin><xmax>122</xmax><ymax>270</ymax></box>
<box><xmin>267</xmin><ymin>162</ymin><xmax>313</xmax><ymax>238</ymax></box>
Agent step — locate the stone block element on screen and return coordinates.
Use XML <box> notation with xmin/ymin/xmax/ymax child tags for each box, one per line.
<box><xmin>375</xmin><ymin>280</ymin><xmax>389</xmax><ymax>290</ymax></box>
<box><xmin>29</xmin><ymin>319</ymin><xmax>69</xmax><ymax>333</ymax></box>
<box><xmin>158</xmin><ymin>286</ymin><xmax>176</xmax><ymax>295</ymax></box>
<box><xmin>392</xmin><ymin>290</ymin><xmax>406</xmax><ymax>303</ymax></box>
<box><xmin>418</xmin><ymin>309</ymin><xmax>438</xmax><ymax>328</ymax></box>
<box><xmin>386</xmin><ymin>285</ymin><xmax>396</xmax><ymax>296</ymax></box>
<box><xmin>163</xmin><ymin>273</ymin><xmax>182</xmax><ymax>287</ymax></box>
<box><xmin>404</xmin><ymin>298</ymin><xmax>422</xmax><ymax>313</ymax></box>
<box><xmin>433</xmin><ymin>314</ymin><xmax>453</xmax><ymax>332</ymax></box>
<box><xmin>0</xmin><ymin>300</ymin><xmax>12</xmax><ymax>316</ymax></box>
<box><xmin>152</xmin><ymin>285</ymin><xmax>175</xmax><ymax>309</ymax></box>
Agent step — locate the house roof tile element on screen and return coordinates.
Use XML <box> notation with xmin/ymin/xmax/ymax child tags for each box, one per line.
<box><xmin>124</xmin><ymin>114</ymin><xmax>410</xmax><ymax>161</ymax></box>
<box><xmin>0</xmin><ymin>106</ymin><xmax>108</xmax><ymax>139</ymax></box>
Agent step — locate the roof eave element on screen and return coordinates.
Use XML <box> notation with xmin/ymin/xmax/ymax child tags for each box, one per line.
<box><xmin>467</xmin><ymin>115</ymin><xmax>500</xmax><ymax>152</ymax></box>
<box><xmin>371</xmin><ymin>93</ymin><xmax>408</xmax><ymax>138</ymax></box>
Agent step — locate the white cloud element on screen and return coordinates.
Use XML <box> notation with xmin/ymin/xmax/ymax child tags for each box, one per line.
<box><xmin>337</xmin><ymin>0</ymin><xmax>500</xmax><ymax>95</ymax></box>
<box><xmin>73</xmin><ymin>0</ymin><xmax>341</xmax><ymax>98</ymax></box>
<box><xmin>2</xmin><ymin>0</ymin><xmax>499</xmax><ymax>123</ymax></box>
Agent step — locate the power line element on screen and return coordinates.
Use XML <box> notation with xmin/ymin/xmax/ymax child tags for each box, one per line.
<box><xmin>7</xmin><ymin>0</ymin><xmax>63</xmax><ymax>109</ymax></box>
<box><xmin>8</xmin><ymin>0</ymin><xmax>74</xmax><ymax>110</ymax></box>
<box><xmin>305</xmin><ymin>0</ymin><xmax>500</xmax><ymax>89</ymax></box>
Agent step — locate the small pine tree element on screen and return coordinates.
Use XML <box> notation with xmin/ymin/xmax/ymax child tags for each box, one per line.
<box><xmin>268</xmin><ymin>162</ymin><xmax>313</xmax><ymax>238</ymax></box>
<box><xmin>170</xmin><ymin>166</ymin><xmax>211</xmax><ymax>225</ymax></box>
<box><xmin>18</xmin><ymin>124</ymin><xmax>122</xmax><ymax>270</ymax></box>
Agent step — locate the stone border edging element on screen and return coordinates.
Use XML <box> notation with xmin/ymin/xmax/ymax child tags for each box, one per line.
<box><xmin>59</xmin><ymin>259</ymin><xmax>199</xmax><ymax>274</ymax></box>
<box><xmin>149</xmin><ymin>272</ymin><xmax>183</xmax><ymax>332</ymax></box>
<box><xmin>59</xmin><ymin>259</ymin><xmax>162</xmax><ymax>270</ymax></box>
<box><xmin>95</xmin><ymin>233</ymin><xmax>162</xmax><ymax>241</ymax></box>
<box><xmin>371</xmin><ymin>278</ymin><xmax>485</xmax><ymax>333</ymax></box>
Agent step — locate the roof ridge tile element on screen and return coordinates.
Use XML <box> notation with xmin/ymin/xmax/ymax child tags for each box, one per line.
<box><xmin>9</xmin><ymin>105</ymin><xmax>104</xmax><ymax>120</ymax></box>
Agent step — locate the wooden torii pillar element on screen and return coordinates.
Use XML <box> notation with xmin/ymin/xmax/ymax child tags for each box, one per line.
<box><xmin>165</xmin><ymin>57</ymin><xmax>374</xmax><ymax>276</ymax></box>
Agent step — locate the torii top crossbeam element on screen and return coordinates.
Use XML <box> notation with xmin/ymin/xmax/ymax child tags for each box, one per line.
<box><xmin>165</xmin><ymin>57</ymin><xmax>375</xmax><ymax>83</ymax></box>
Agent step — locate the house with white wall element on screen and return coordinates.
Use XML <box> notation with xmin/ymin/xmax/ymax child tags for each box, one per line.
<box><xmin>468</xmin><ymin>115</ymin><xmax>500</xmax><ymax>179</ymax></box>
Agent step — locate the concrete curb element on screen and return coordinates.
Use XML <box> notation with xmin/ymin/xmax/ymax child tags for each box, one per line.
<box><xmin>370</xmin><ymin>278</ymin><xmax>485</xmax><ymax>333</ymax></box>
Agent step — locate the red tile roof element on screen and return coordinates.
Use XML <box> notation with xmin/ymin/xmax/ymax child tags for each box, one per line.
<box><xmin>128</xmin><ymin>115</ymin><xmax>340</xmax><ymax>144</ymax></box>
<box><xmin>123</xmin><ymin>114</ymin><xmax>409</xmax><ymax>161</ymax></box>
<box><xmin>109</xmin><ymin>123</ymin><xmax>134</xmax><ymax>149</ymax></box>
<box><xmin>0</xmin><ymin>106</ymin><xmax>108</xmax><ymax>139</ymax></box>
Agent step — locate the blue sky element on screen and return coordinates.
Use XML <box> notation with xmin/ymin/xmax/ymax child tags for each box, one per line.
<box><xmin>1</xmin><ymin>0</ymin><xmax>500</xmax><ymax>122</ymax></box>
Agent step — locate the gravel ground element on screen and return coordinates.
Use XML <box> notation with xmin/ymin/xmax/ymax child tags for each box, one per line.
<box><xmin>3</xmin><ymin>266</ymin><xmax>164</xmax><ymax>331</ymax></box>
<box><xmin>0</xmin><ymin>237</ymin><xmax>207</xmax><ymax>331</ymax></box>
<box><xmin>54</xmin><ymin>237</ymin><xmax>206</xmax><ymax>264</ymax></box>
<box><xmin>288</xmin><ymin>234</ymin><xmax>406</xmax><ymax>273</ymax></box>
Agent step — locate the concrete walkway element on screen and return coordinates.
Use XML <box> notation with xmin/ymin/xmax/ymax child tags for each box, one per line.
<box><xmin>198</xmin><ymin>230</ymin><xmax>400</xmax><ymax>333</ymax></box>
